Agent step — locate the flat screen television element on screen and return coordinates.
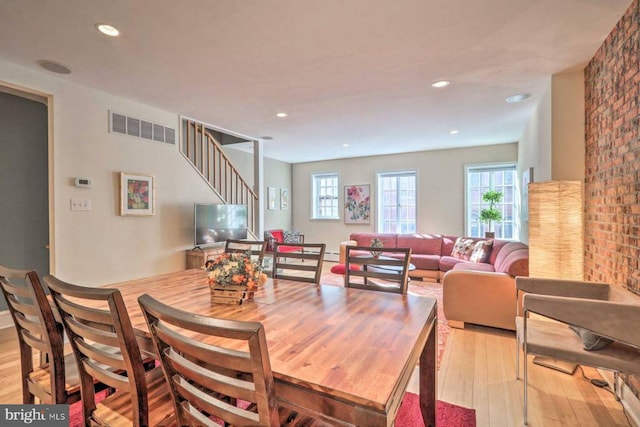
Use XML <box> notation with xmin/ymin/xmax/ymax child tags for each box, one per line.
<box><xmin>194</xmin><ymin>203</ymin><xmax>248</xmax><ymax>247</ymax></box>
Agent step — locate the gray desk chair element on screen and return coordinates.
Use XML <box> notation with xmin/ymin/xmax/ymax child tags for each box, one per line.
<box><xmin>515</xmin><ymin>277</ymin><xmax>640</xmax><ymax>425</ymax></box>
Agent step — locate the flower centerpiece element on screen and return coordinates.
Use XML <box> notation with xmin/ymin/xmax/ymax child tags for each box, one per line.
<box><xmin>370</xmin><ymin>238</ymin><xmax>384</xmax><ymax>258</ymax></box>
<box><xmin>205</xmin><ymin>252</ymin><xmax>267</xmax><ymax>304</ymax></box>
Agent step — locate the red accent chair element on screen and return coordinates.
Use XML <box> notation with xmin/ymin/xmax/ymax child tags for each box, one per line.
<box><xmin>264</xmin><ymin>229</ymin><xmax>304</xmax><ymax>253</ymax></box>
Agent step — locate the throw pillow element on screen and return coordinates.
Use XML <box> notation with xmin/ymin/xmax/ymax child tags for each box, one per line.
<box><xmin>283</xmin><ymin>230</ymin><xmax>302</xmax><ymax>244</ymax></box>
<box><xmin>470</xmin><ymin>239</ymin><xmax>493</xmax><ymax>263</ymax></box>
<box><xmin>451</xmin><ymin>238</ymin><xmax>475</xmax><ymax>260</ymax></box>
<box><xmin>569</xmin><ymin>326</ymin><xmax>614</xmax><ymax>351</ymax></box>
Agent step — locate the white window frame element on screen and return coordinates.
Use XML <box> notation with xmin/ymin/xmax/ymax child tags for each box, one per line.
<box><xmin>311</xmin><ymin>172</ymin><xmax>340</xmax><ymax>219</ymax></box>
<box><xmin>464</xmin><ymin>162</ymin><xmax>518</xmax><ymax>239</ymax></box>
<box><xmin>376</xmin><ymin>170</ymin><xmax>417</xmax><ymax>233</ymax></box>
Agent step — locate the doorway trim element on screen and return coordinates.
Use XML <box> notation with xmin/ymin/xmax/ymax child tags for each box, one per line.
<box><xmin>0</xmin><ymin>80</ymin><xmax>55</xmax><ymax>275</ymax></box>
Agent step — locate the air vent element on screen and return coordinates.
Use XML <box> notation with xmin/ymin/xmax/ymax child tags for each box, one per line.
<box><xmin>109</xmin><ymin>111</ymin><xmax>175</xmax><ymax>145</ymax></box>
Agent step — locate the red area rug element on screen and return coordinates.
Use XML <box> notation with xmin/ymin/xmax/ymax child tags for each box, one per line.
<box><xmin>397</xmin><ymin>393</ymin><xmax>476</xmax><ymax>427</ymax></box>
<box><xmin>70</xmin><ymin>392</ymin><xmax>475</xmax><ymax>427</ymax></box>
<box><xmin>320</xmin><ymin>270</ymin><xmax>450</xmax><ymax>368</ymax></box>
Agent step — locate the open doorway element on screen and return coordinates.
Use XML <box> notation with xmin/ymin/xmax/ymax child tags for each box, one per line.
<box><xmin>0</xmin><ymin>85</ymin><xmax>50</xmax><ymax>311</ymax></box>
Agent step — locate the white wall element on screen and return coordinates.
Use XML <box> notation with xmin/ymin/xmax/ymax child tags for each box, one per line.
<box><xmin>551</xmin><ymin>70</ymin><xmax>586</xmax><ymax>181</ymax></box>
<box><xmin>263</xmin><ymin>157</ymin><xmax>293</xmax><ymax>232</ymax></box>
<box><xmin>0</xmin><ymin>59</ymin><xmax>226</xmax><ymax>285</ymax></box>
<box><xmin>293</xmin><ymin>143</ymin><xmax>518</xmax><ymax>254</ymax></box>
<box><xmin>517</xmin><ymin>71</ymin><xmax>586</xmax><ymax>243</ymax></box>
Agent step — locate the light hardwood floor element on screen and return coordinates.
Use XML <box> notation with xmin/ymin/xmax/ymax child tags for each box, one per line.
<box><xmin>0</xmin><ymin>275</ymin><xmax>632</xmax><ymax>426</ymax></box>
<box><xmin>406</xmin><ymin>323</ymin><xmax>632</xmax><ymax>426</ymax></box>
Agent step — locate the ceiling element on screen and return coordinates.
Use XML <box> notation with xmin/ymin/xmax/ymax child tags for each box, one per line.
<box><xmin>0</xmin><ymin>0</ymin><xmax>631</xmax><ymax>163</ymax></box>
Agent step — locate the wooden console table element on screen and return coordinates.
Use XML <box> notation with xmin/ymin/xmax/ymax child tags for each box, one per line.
<box><xmin>185</xmin><ymin>245</ymin><xmax>224</xmax><ymax>269</ymax></box>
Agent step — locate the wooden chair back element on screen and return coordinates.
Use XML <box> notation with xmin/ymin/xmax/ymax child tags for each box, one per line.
<box><xmin>272</xmin><ymin>242</ymin><xmax>326</xmax><ymax>283</ymax></box>
<box><xmin>0</xmin><ymin>265</ymin><xmax>75</xmax><ymax>404</ymax></box>
<box><xmin>224</xmin><ymin>239</ymin><xmax>268</xmax><ymax>265</ymax></box>
<box><xmin>138</xmin><ymin>294</ymin><xmax>280</xmax><ymax>426</ymax></box>
<box><xmin>344</xmin><ymin>246</ymin><xmax>412</xmax><ymax>294</ymax></box>
<box><xmin>44</xmin><ymin>275</ymin><xmax>152</xmax><ymax>426</ymax></box>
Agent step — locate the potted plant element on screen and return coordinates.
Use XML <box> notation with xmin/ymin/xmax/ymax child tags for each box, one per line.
<box><xmin>479</xmin><ymin>190</ymin><xmax>503</xmax><ymax>238</ymax></box>
<box><xmin>370</xmin><ymin>238</ymin><xmax>384</xmax><ymax>258</ymax></box>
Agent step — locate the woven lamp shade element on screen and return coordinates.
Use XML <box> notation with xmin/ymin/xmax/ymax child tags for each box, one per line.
<box><xmin>528</xmin><ymin>181</ymin><xmax>583</xmax><ymax>280</ymax></box>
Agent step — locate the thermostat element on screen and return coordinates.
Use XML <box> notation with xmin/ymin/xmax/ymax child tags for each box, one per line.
<box><xmin>74</xmin><ymin>177</ymin><xmax>92</xmax><ymax>188</ymax></box>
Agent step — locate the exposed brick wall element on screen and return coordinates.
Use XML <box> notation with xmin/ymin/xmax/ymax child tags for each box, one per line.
<box><xmin>584</xmin><ymin>0</ymin><xmax>639</xmax><ymax>397</ymax></box>
<box><xmin>585</xmin><ymin>0</ymin><xmax>640</xmax><ymax>295</ymax></box>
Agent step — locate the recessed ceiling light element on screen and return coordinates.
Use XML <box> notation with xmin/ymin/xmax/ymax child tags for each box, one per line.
<box><xmin>506</xmin><ymin>93</ymin><xmax>531</xmax><ymax>103</ymax></box>
<box><xmin>276</xmin><ymin>112</ymin><xmax>288</xmax><ymax>118</ymax></box>
<box><xmin>96</xmin><ymin>24</ymin><xmax>120</xmax><ymax>37</ymax></box>
<box><xmin>449</xmin><ymin>130</ymin><xmax>459</xmax><ymax>135</ymax></box>
<box><xmin>342</xmin><ymin>144</ymin><xmax>350</xmax><ymax>147</ymax></box>
<box><xmin>260</xmin><ymin>136</ymin><xmax>274</xmax><ymax>140</ymax></box>
<box><xmin>37</xmin><ymin>60</ymin><xmax>71</xmax><ymax>74</ymax></box>
<box><xmin>431</xmin><ymin>80</ymin><xmax>450</xmax><ymax>88</ymax></box>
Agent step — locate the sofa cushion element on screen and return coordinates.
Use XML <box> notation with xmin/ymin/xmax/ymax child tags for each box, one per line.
<box><xmin>397</xmin><ymin>234</ymin><xmax>443</xmax><ymax>255</ymax></box>
<box><xmin>407</xmin><ymin>254</ymin><xmax>441</xmax><ymax>271</ymax></box>
<box><xmin>442</xmin><ymin>235</ymin><xmax>458</xmax><ymax>257</ymax></box>
<box><xmin>470</xmin><ymin>240</ymin><xmax>493</xmax><ymax>263</ymax></box>
<box><xmin>494</xmin><ymin>244</ymin><xmax>529</xmax><ymax>277</ymax></box>
<box><xmin>488</xmin><ymin>239</ymin><xmax>509</xmax><ymax>265</ymax></box>
<box><xmin>452</xmin><ymin>261</ymin><xmax>496</xmax><ymax>273</ymax></box>
<box><xmin>451</xmin><ymin>237</ymin><xmax>475</xmax><ymax>260</ymax></box>
<box><xmin>439</xmin><ymin>256</ymin><xmax>467</xmax><ymax>272</ymax></box>
<box><xmin>349</xmin><ymin>233</ymin><xmax>397</xmax><ymax>248</ymax></box>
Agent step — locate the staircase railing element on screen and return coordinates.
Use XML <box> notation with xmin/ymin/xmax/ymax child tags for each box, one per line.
<box><xmin>182</xmin><ymin>119</ymin><xmax>257</xmax><ymax>236</ymax></box>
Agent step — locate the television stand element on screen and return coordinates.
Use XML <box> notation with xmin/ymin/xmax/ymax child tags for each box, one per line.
<box><xmin>186</xmin><ymin>245</ymin><xmax>224</xmax><ymax>270</ymax></box>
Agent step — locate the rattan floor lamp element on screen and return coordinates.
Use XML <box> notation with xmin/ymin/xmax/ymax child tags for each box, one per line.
<box><xmin>527</xmin><ymin>180</ymin><xmax>584</xmax><ymax>374</ymax></box>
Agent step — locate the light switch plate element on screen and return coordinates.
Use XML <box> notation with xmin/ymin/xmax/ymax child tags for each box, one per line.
<box><xmin>70</xmin><ymin>199</ymin><xmax>91</xmax><ymax>211</ymax></box>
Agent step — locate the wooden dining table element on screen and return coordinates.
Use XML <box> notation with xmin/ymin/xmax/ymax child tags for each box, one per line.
<box><xmin>103</xmin><ymin>268</ymin><xmax>438</xmax><ymax>426</ymax></box>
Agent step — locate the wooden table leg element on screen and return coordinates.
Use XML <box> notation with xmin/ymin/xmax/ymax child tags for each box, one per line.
<box><xmin>419</xmin><ymin>317</ymin><xmax>437</xmax><ymax>427</ymax></box>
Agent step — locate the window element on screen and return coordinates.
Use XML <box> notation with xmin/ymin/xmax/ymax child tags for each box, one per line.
<box><xmin>377</xmin><ymin>171</ymin><xmax>417</xmax><ymax>233</ymax></box>
<box><xmin>312</xmin><ymin>173</ymin><xmax>339</xmax><ymax>219</ymax></box>
<box><xmin>466</xmin><ymin>163</ymin><xmax>517</xmax><ymax>239</ymax></box>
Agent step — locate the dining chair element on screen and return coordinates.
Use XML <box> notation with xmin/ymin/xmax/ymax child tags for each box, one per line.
<box><xmin>0</xmin><ymin>265</ymin><xmax>84</xmax><ymax>405</ymax></box>
<box><xmin>344</xmin><ymin>246</ymin><xmax>412</xmax><ymax>294</ymax></box>
<box><xmin>224</xmin><ymin>239</ymin><xmax>268</xmax><ymax>265</ymax></box>
<box><xmin>272</xmin><ymin>242</ymin><xmax>326</xmax><ymax>283</ymax></box>
<box><xmin>515</xmin><ymin>276</ymin><xmax>640</xmax><ymax>425</ymax></box>
<box><xmin>138</xmin><ymin>294</ymin><xmax>324</xmax><ymax>427</ymax></box>
<box><xmin>44</xmin><ymin>275</ymin><xmax>175</xmax><ymax>427</ymax></box>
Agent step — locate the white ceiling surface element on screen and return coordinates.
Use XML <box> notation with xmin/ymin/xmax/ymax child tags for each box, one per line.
<box><xmin>0</xmin><ymin>0</ymin><xmax>631</xmax><ymax>163</ymax></box>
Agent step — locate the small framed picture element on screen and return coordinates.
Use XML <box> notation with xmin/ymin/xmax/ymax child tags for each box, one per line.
<box><xmin>280</xmin><ymin>188</ymin><xmax>288</xmax><ymax>210</ymax></box>
<box><xmin>120</xmin><ymin>172</ymin><xmax>155</xmax><ymax>216</ymax></box>
<box><xmin>267</xmin><ymin>187</ymin><xmax>277</xmax><ymax>210</ymax></box>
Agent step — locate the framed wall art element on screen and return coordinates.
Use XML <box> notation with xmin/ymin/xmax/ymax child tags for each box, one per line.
<box><xmin>280</xmin><ymin>188</ymin><xmax>288</xmax><ymax>210</ymax></box>
<box><xmin>344</xmin><ymin>184</ymin><xmax>371</xmax><ymax>224</ymax></box>
<box><xmin>120</xmin><ymin>172</ymin><xmax>155</xmax><ymax>216</ymax></box>
<box><xmin>267</xmin><ymin>187</ymin><xmax>277</xmax><ymax>210</ymax></box>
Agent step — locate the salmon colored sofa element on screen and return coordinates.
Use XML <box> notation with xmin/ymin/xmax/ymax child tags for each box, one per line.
<box><xmin>339</xmin><ymin>232</ymin><xmax>529</xmax><ymax>330</ymax></box>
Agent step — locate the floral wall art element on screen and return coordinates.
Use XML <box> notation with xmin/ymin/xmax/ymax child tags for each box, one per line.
<box><xmin>120</xmin><ymin>172</ymin><xmax>155</xmax><ymax>216</ymax></box>
<box><xmin>345</xmin><ymin>184</ymin><xmax>370</xmax><ymax>224</ymax></box>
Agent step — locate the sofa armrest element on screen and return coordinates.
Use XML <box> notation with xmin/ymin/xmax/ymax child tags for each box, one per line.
<box><xmin>515</xmin><ymin>277</ymin><xmax>609</xmax><ymax>300</ymax></box>
<box><xmin>339</xmin><ymin>240</ymin><xmax>357</xmax><ymax>264</ymax></box>
<box><xmin>442</xmin><ymin>270</ymin><xmax>517</xmax><ymax>330</ymax></box>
